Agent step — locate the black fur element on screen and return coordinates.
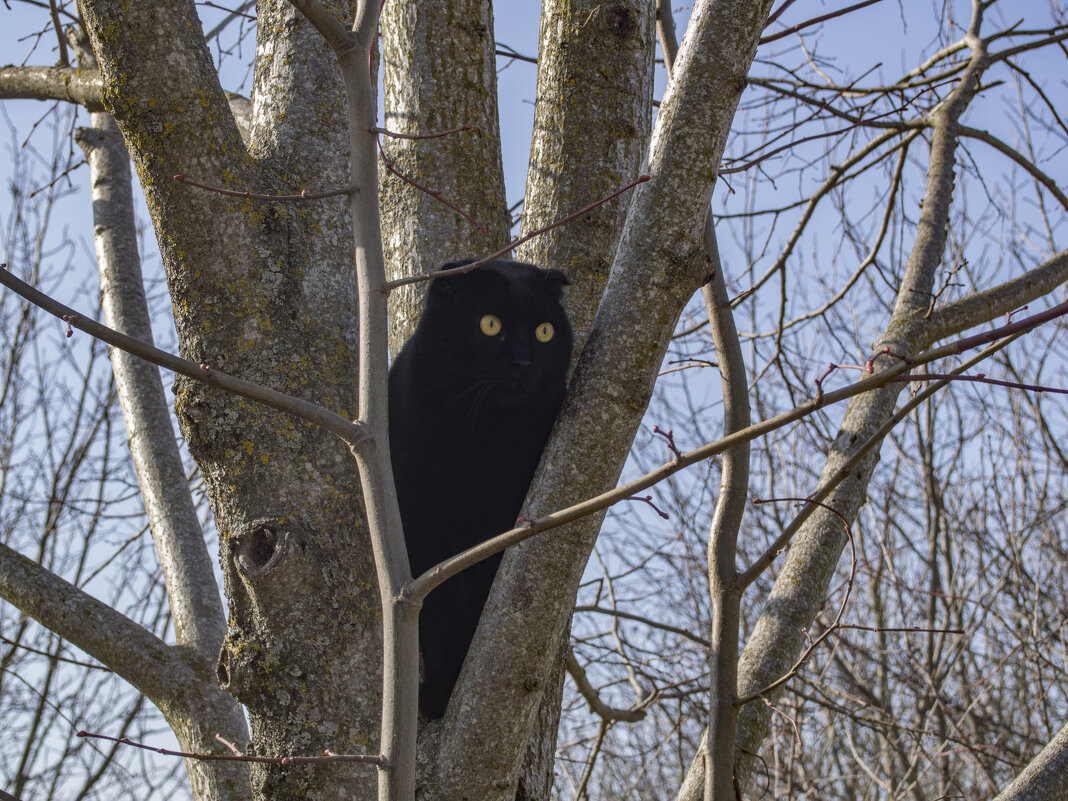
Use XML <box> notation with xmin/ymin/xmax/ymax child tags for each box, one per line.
<box><xmin>388</xmin><ymin>259</ymin><xmax>572</xmax><ymax>717</ymax></box>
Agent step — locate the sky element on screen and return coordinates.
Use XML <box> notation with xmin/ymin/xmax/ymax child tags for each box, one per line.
<box><xmin>0</xmin><ymin>0</ymin><xmax>1029</xmax><ymax>291</ymax></box>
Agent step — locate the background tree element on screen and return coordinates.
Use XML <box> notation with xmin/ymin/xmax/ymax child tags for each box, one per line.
<box><xmin>1</xmin><ymin>2</ymin><xmax>1066</xmax><ymax>801</ymax></box>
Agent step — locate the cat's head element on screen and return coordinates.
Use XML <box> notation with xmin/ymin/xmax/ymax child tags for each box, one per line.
<box><xmin>419</xmin><ymin>259</ymin><xmax>573</xmax><ymax>407</ymax></box>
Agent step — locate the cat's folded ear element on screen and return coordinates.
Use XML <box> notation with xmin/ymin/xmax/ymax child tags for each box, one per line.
<box><xmin>428</xmin><ymin>260</ymin><xmax>475</xmax><ymax>297</ymax></box>
<box><xmin>427</xmin><ymin>259</ymin><xmax>569</xmax><ymax>299</ymax></box>
<box><xmin>542</xmin><ymin>268</ymin><xmax>570</xmax><ymax>288</ymax></box>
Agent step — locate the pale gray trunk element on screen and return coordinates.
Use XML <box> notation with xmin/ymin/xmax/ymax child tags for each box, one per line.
<box><xmin>76</xmin><ymin>105</ymin><xmax>250</xmax><ymax>801</ymax></box>
<box><xmin>515</xmin><ymin>0</ymin><xmax>656</xmax><ymax>348</ymax></box>
<box><xmin>992</xmin><ymin>722</ymin><xmax>1068</xmax><ymax>801</ymax></box>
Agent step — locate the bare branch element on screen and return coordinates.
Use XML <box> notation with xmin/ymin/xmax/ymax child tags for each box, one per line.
<box><xmin>75</xmin><ymin>731</ymin><xmax>385</xmax><ymax>767</ymax></box>
<box><xmin>0</xmin><ymin>65</ymin><xmax>105</xmax><ymax>110</ymax></box>
<box><xmin>0</xmin><ymin>540</ymin><xmax>184</xmax><ymax>703</ymax></box>
<box><xmin>565</xmin><ymin>651</ymin><xmax>648</xmax><ymax>723</ymax></box>
<box><xmin>957</xmin><ymin>124</ymin><xmax>1068</xmax><ymax>210</ymax></box>
<box><xmin>759</xmin><ymin>0</ymin><xmax>884</xmax><ymax>45</ymax></box>
<box><xmin>0</xmin><ymin>266</ymin><xmax>369</xmax><ymax>448</ymax></box>
<box><xmin>928</xmin><ymin>249</ymin><xmax>1068</xmax><ymax>341</ymax></box>
<box><xmin>77</xmin><ymin>109</ymin><xmax>229</xmax><ymax>667</ymax></box>
<box><xmin>993</xmin><ymin>721</ymin><xmax>1068</xmax><ymax>801</ymax></box>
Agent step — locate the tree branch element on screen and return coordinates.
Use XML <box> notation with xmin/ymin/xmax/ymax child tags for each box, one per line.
<box><xmin>992</xmin><ymin>721</ymin><xmax>1068</xmax><ymax>801</ymax></box>
<box><xmin>565</xmin><ymin>651</ymin><xmax>647</xmax><ymax>723</ymax></box>
<box><xmin>958</xmin><ymin>124</ymin><xmax>1068</xmax><ymax>210</ymax></box>
<box><xmin>0</xmin><ymin>541</ymin><xmax>186</xmax><ymax>703</ymax></box>
<box><xmin>0</xmin><ymin>265</ymin><xmax>369</xmax><ymax>448</ymax></box>
<box><xmin>0</xmin><ymin>65</ymin><xmax>105</xmax><ymax>110</ymax></box>
<box><xmin>77</xmin><ymin>105</ymin><xmax>229</xmax><ymax>668</ymax></box>
<box><xmin>927</xmin><ymin>249</ymin><xmax>1068</xmax><ymax>342</ymax></box>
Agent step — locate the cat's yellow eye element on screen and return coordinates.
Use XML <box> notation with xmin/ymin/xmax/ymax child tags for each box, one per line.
<box><xmin>535</xmin><ymin>322</ymin><xmax>555</xmax><ymax>343</ymax></box>
<box><xmin>479</xmin><ymin>314</ymin><xmax>502</xmax><ymax>336</ymax></box>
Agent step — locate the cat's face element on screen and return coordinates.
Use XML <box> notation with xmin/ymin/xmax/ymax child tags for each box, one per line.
<box><xmin>419</xmin><ymin>260</ymin><xmax>573</xmax><ymax>408</ymax></box>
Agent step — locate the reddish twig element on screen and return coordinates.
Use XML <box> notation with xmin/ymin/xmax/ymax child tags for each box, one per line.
<box><xmin>729</xmin><ymin>285</ymin><xmax>757</xmax><ymax>304</ymax></box>
<box><xmin>172</xmin><ymin>174</ymin><xmax>352</xmax><ymax>201</ymax></box>
<box><xmin>1007</xmin><ymin>304</ymin><xmax>1029</xmax><ymax>322</ymax></box>
<box><xmin>376</xmin><ymin>138</ymin><xmax>488</xmax><ymax>233</ymax></box>
<box><xmin>384</xmin><ymin>175</ymin><xmax>651</xmax><ymax>292</ymax></box>
<box><xmin>215</xmin><ymin>734</ymin><xmax>243</xmax><ymax>756</ymax></box>
<box><xmin>373</xmin><ymin>124</ymin><xmax>471</xmax><ymax>141</ymax></box>
<box><xmin>625</xmin><ymin>495</ymin><xmax>670</xmax><ymax>519</ymax></box>
<box><xmin>837</xmin><ymin>624</ymin><xmax>965</xmax><ymax>634</ymax></box>
<box><xmin>763</xmin><ymin>697</ymin><xmax>802</xmax><ymax>747</ymax></box>
<box><xmin>894</xmin><ymin>372</ymin><xmax>1068</xmax><ymax>395</ymax></box>
<box><xmin>651</xmin><ymin>425</ymin><xmax>682</xmax><ymax>462</ymax></box>
<box><xmin>814</xmin><ymin>346</ymin><xmax>909</xmax><ymax>401</ymax></box>
<box><xmin>75</xmin><ymin>731</ymin><xmax>385</xmax><ymax>766</ymax></box>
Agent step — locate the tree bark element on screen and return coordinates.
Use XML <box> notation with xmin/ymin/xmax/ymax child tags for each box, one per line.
<box><xmin>515</xmin><ymin>0</ymin><xmax>655</xmax><ymax>348</ymax></box>
<box><xmin>76</xmin><ymin>105</ymin><xmax>251</xmax><ymax>800</ymax></box>
<box><xmin>79</xmin><ymin>2</ymin><xmax>381</xmax><ymax>798</ymax></box>
<box><xmin>992</xmin><ymin>722</ymin><xmax>1068</xmax><ymax>801</ymax></box>
<box><xmin>379</xmin><ymin>0</ymin><xmax>511</xmax><ymax>353</ymax></box>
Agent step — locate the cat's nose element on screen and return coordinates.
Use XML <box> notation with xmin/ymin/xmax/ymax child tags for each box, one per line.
<box><xmin>511</xmin><ymin>343</ymin><xmax>533</xmax><ymax>367</ymax></box>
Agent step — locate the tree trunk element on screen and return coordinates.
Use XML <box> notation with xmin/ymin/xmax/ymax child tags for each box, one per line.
<box><xmin>80</xmin><ymin>2</ymin><xmax>382</xmax><ymax>798</ymax></box>
<box><xmin>379</xmin><ymin>0</ymin><xmax>511</xmax><ymax>352</ymax></box>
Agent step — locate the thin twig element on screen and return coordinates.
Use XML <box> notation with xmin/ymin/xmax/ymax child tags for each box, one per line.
<box><xmin>384</xmin><ymin>175</ymin><xmax>651</xmax><ymax>292</ymax></box>
<box><xmin>75</xmin><ymin>731</ymin><xmax>385</xmax><ymax>766</ymax></box>
<box><xmin>373</xmin><ymin>124</ymin><xmax>471</xmax><ymax>140</ymax></box>
<box><xmin>173</xmin><ymin>174</ymin><xmax>352</xmax><ymax>201</ymax></box>
<box><xmin>377</xmin><ymin>139</ymin><xmax>488</xmax><ymax>232</ymax></box>
<box><xmin>759</xmin><ymin>0</ymin><xmax>885</xmax><ymax>45</ymax></box>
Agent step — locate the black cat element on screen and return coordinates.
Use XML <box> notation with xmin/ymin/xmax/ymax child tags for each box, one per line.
<box><xmin>388</xmin><ymin>259</ymin><xmax>573</xmax><ymax>718</ymax></box>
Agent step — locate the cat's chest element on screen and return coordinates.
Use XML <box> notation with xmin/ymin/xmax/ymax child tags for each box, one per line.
<box><xmin>433</xmin><ymin>404</ymin><xmax>544</xmax><ymax>460</ymax></box>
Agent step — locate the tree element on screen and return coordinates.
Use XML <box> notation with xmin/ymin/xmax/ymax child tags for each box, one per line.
<box><xmin>1</xmin><ymin>1</ymin><xmax>1066</xmax><ymax>800</ymax></box>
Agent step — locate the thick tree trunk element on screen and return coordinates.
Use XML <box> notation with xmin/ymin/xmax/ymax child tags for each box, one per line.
<box><xmin>79</xmin><ymin>2</ymin><xmax>381</xmax><ymax>799</ymax></box>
